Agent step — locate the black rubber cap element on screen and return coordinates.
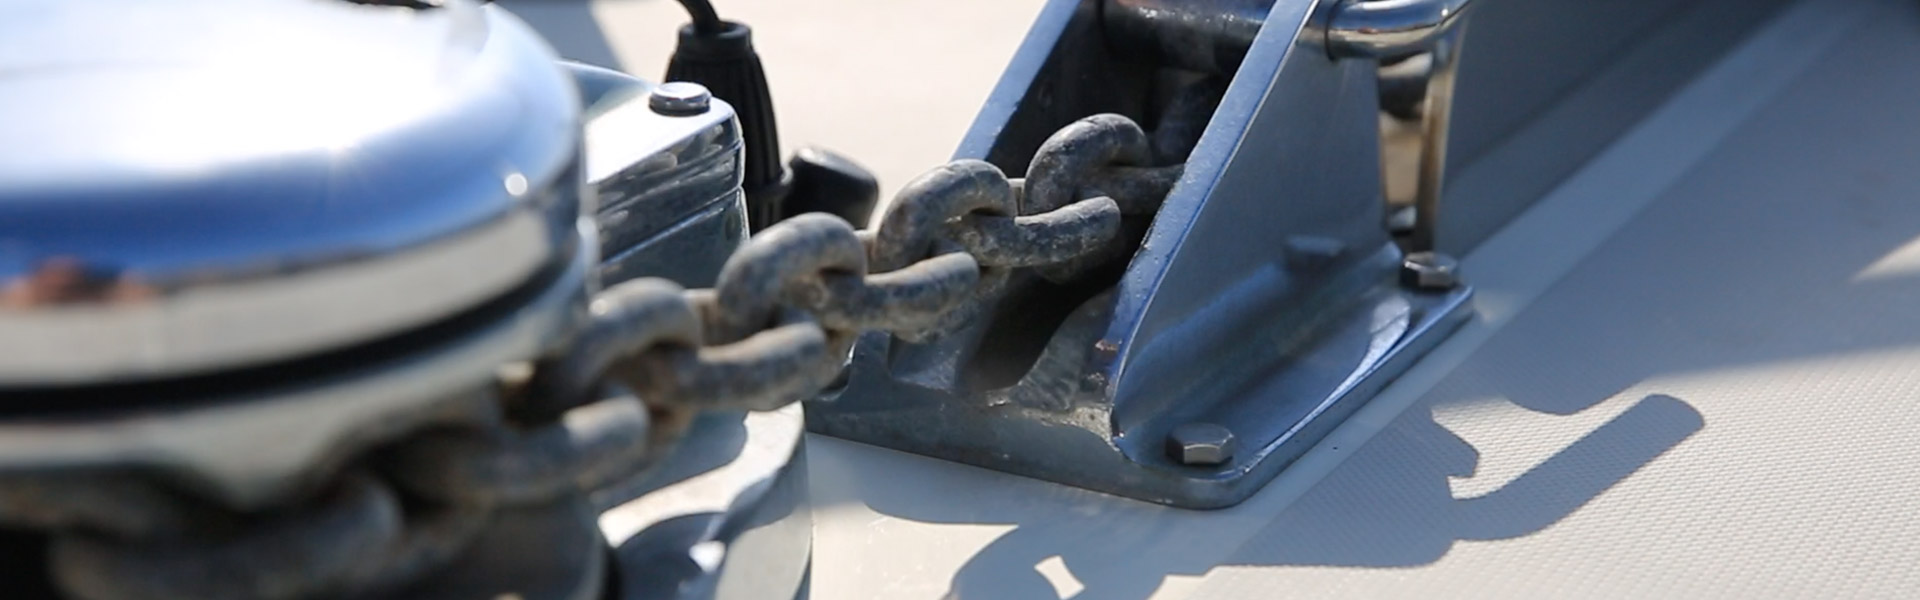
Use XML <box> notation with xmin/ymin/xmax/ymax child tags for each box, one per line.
<box><xmin>666</xmin><ymin>21</ymin><xmax>787</xmax><ymax>230</ymax></box>
<box><xmin>783</xmin><ymin>146</ymin><xmax>880</xmax><ymax>228</ymax></box>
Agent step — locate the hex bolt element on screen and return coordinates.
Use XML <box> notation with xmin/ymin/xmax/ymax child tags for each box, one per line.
<box><xmin>1166</xmin><ymin>423</ymin><xmax>1237</xmax><ymax>466</ymax></box>
<box><xmin>1400</xmin><ymin>250</ymin><xmax>1460</xmax><ymax>290</ymax></box>
<box><xmin>649</xmin><ymin>82</ymin><xmax>713</xmax><ymax>116</ymax></box>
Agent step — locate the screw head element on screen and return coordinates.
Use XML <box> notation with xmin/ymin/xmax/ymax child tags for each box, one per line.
<box><xmin>1166</xmin><ymin>423</ymin><xmax>1237</xmax><ymax>466</ymax></box>
<box><xmin>649</xmin><ymin>82</ymin><xmax>713</xmax><ymax>116</ymax></box>
<box><xmin>1400</xmin><ymin>251</ymin><xmax>1460</xmax><ymax>290</ymax></box>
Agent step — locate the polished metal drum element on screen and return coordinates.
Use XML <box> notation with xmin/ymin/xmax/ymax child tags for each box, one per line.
<box><xmin>0</xmin><ymin>0</ymin><xmax>591</xmax><ymax>509</ymax></box>
<box><xmin>0</xmin><ymin>1</ymin><xmax>804</xmax><ymax>598</ymax></box>
<box><xmin>0</xmin><ymin>0</ymin><xmax>586</xmax><ymax>388</ymax></box>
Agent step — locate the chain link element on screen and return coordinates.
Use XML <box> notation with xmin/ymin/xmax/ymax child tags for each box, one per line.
<box><xmin>0</xmin><ymin>112</ymin><xmax>1184</xmax><ymax>600</ymax></box>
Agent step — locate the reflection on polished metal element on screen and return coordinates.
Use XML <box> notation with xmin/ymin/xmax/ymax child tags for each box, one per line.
<box><xmin>1326</xmin><ymin>0</ymin><xmax>1474</xmax><ymax>59</ymax></box>
<box><xmin>0</xmin><ymin>0</ymin><xmax>590</xmax><ymax>508</ymax></box>
<box><xmin>809</xmin><ymin>0</ymin><xmax>1474</xmax><ymax>508</ymax></box>
<box><xmin>0</xmin><ymin>0</ymin><xmax>582</xmax><ymax>386</ymax></box>
<box><xmin>1329</xmin><ymin>0</ymin><xmax>1477</xmax><ymax>255</ymax></box>
<box><xmin>0</xmin><ymin>226</ymin><xmax>592</xmax><ymax>508</ymax></box>
<box><xmin>576</xmin><ymin>65</ymin><xmax>750</xmax><ymax>289</ymax></box>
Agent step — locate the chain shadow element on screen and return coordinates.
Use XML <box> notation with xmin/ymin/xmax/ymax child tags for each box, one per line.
<box><xmin>1225</xmin><ymin>394</ymin><xmax>1698</xmax><ymax>570</ymax></box>
<box><xmin>874</xmin><ymin>393</ymin><xmax>1701</xmax><ymax>600</ymax></box>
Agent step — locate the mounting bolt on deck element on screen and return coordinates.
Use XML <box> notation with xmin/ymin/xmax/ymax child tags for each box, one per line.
<box><xmin>1167</xmin><ymin>423</ymin><xmax>1237</xmax><ymax>466</ymax></box>
<box><xmin>1400</xmin><ymin>251</ymin><xmax>1460</xmax><ymax>290</ymax></box>
<box><xmin>649</xmin><ymin>81</ymin><xmax>713</xmax><ymax>115</ymax></box>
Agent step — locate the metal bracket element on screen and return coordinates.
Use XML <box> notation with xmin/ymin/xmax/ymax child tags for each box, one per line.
<box><xmin>808</xmin><ymin>0</ymin><xmax>1476</xmax><ymax>509</ymax></box>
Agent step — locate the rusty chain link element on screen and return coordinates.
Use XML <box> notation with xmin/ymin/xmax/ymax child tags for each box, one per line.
<box><xmin>0</xmin><ymin>112</ymin><xmax>1185</xmax><ymax>600</ymax></box>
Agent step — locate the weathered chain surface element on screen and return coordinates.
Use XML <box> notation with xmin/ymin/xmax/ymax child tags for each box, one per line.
<box><xmin>0</xmin><ymin>112</ymin><xmax>1182</xmax><ymax>600</ymax></box>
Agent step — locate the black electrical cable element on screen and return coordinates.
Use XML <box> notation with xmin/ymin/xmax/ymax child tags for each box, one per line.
<box><xmin>674</xmin><ymin>0</ymin><xmax>724</xmax><ymax>34</ymax></box>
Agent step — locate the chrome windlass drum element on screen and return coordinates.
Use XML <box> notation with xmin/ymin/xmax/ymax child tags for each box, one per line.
<box><xmin>0</xmin><ymin>1</ymin><xmax>803</xmax><ymax>598</ymax></box>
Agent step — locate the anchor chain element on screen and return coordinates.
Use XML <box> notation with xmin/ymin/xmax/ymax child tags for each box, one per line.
<box><xmin>0</xmin><ymin>112</ymin><xmax>1184</xmax><ymax>600</ymax></box>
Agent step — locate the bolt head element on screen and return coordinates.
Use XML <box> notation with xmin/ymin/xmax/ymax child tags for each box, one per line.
<box><xmin>1400</xmin><ymin>251</ymin><xmax>1460</xmax><ymax>290</ymax></box>
<box><xmin>649</xmin><ymin>82</ymin><xmax>713</xmax><ymax>115</ymax></box>
<box><xmin>1166</xmin><ymin>423</ymin><xmax>1237</xmax><ymax>466</ymax></box>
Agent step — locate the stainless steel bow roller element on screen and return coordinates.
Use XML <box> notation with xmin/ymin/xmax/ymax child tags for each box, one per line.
<box><xmin>809</xmin><ymin>0</ymin><xmax>1479</xmax><ymax>509</ymax></box>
